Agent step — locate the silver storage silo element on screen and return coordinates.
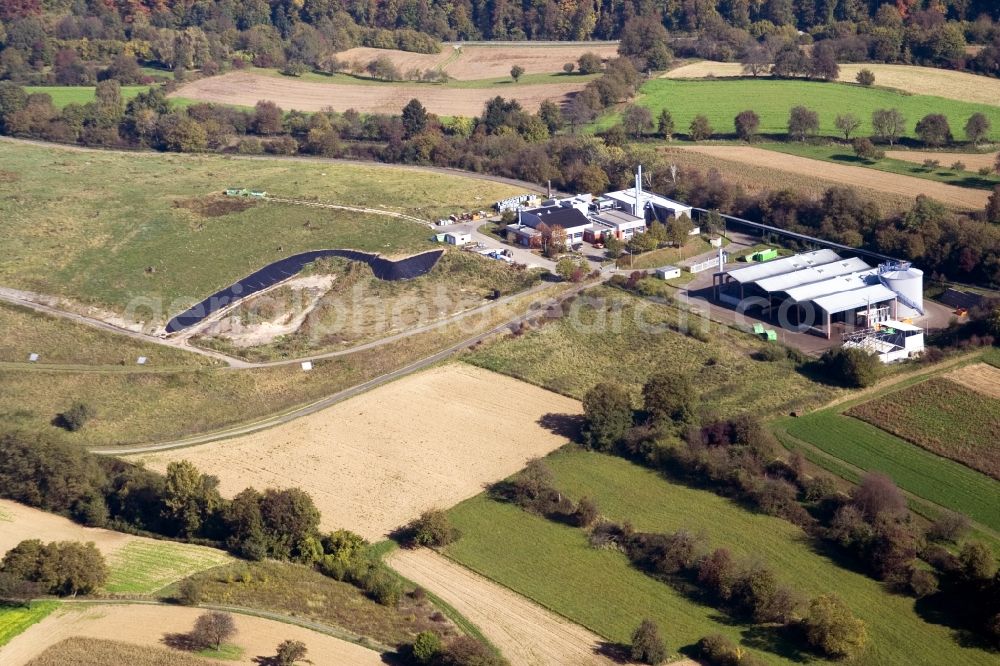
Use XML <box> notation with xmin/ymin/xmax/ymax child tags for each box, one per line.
<box><xmin>880</xmin><ymin>266</ymin><xmax>924</xmax><ymax>319</ymax></box>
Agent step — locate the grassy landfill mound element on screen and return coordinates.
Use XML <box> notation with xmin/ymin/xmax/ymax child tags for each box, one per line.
<box><xmin>445</xmin><ymin>450</ymin><xmax>992</xmax><ymax>666</ymax></box>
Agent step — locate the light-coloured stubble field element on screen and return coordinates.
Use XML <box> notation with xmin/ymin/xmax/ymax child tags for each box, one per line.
<box><xmin>0</xmin><ymin>604</ymin><xmax>382</xmax><ymax>666</ymax></box>
<box><xmin>129</xmin><ymin>363</ymin><xmax>582</xmax><ymax>539</ymax></box>
<box><xmin>171</xmin><ymin>71</ymin><xmax>585</xmax><ymax>115</ymax></box>
<box><xmin>944</xmin><ymin>362</ymin><xmax>1000</xmax><ymax>399</ymax></box>
<box><xmin>672</xmin><ymin>145</ymin><xmax>990</xmax><ymax>210</ymax></box>
<box><xmin>665</xmin><ymin>61</ymin><xmax>1000</xmax><ymax>106</ymax></box>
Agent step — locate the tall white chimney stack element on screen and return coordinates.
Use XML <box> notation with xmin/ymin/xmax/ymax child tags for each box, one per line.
<box><xmin>635</xmin><ymin>164</ymin><xmax>643</xmax><ymax>217</ymax></box>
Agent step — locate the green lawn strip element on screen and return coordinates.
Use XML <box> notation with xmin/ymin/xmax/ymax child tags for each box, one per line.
<box><xmin>197</xmin><ymin>643</ymin><xmax>243</xmax><ymax>660</ymax></box>
<box><xmin>595</xmin><ymin>78</ymin><xmax>1000</xmax><ymax>140</ymax></box>
<box><xmin>760</xmin><ymin>142</ymin><xmax>1000</xmax><ymax>190</ymax></box>
<box><xmin>24</xmin><ymin>85</ymin><xmax>150</xmax><ymax>108</ymax></box>
<box><xmin>0</xmin><ymin>600</ymin><xmax>59</xmax><ymax>646</ymax></box>
<box><xmin>778</xmin><ymin>410</ymin><xmax>1000</xmax><ymax>532</ymax></box>
<box><xmin>445</xmin><ymin>449</ymin><xmax>992</xmax><ymax>666</ymax></box>
<box><xmin>845</xmin><ymin>379</ymin><xmax>999</xmax><ymax>480</ymax></box>
<box><xmin>104</xmin><ymin>540</ymin><xmax>233</xmax><ymax>595</ymax></box>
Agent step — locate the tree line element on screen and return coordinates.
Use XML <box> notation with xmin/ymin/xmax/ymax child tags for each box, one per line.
<box><xmin>576</xmin><ymin>373</ymin><xmax>1000</xmax><ymax>648</ymax></box>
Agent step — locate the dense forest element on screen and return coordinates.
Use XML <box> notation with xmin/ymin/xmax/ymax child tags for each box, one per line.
<box><xmin>2</xmin><ymin>1</ymin><xmax>1000</xmax><ymax>84</ymax></box>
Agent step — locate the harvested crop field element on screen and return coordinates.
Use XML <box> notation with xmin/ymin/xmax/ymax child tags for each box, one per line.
<box><xmin>170</xmin><ymin>72</ymin><xmax>584</xmax><ymax>115</ymax></box>
<box><xmin>664</xmin><ymin>61</ymin><xmax>1000</xmax><ymax>107</ymax></box>
<box><xmin>387</xmin><ymin>548</ymin><xmax>619</xmax><ymax>666</ymax></box>
<box><xmin>337</xmin><ymin>43</ymin><xmax>620</xmax><ymax>80</ymax></box>
<box><xmin>846</xmin><ymin>377</ymin><xmax>1000</xmax><ymax>480</ymax></box>
<box><xmin>24</xmin><ymin>638</ymin><xmax>220</xmax><ymax>666</ymax></box>
<box><xmin>673</xmin><ymin>145</ymin><xmax>989</xmax><ymax>210</ymax></box>
<box><xmin>0</xmin><ymin>604</ymin><xmax>383</xmax><ymax>666</ymax></box>
<box><xmin>945</xmin><ymin>362</ymin><xmax>1000</xmax><ymax>399</ymax></box>
<box><xmin>885</xmin><ymin>150</ymin><xmax>999</xmax><ymax>171</ymax></box>
<box><xmin>128</xmin><ymin>364</ymin><xmax>582</xmax><ymax>539</ymax></box>
<box><xmin>0</xmin><ymin>500</ymin><xmax>231</xmax><ymax>594</ymax></box>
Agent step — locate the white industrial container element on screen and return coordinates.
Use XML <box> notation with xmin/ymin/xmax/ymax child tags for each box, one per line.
<box><xmin>880</xmin><ymin>265</ymin><xmax>924</xmax><ymax>318</ymax></box>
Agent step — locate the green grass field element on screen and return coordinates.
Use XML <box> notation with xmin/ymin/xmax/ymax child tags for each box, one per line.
<box><xmin>445</xmin><ymin>450</ymin><xmax>992</xmax><ymax>666</ymax></box>
<box><xmin>761</xmin><ymin>142</ymin><xmax>1000</xmax><ymax>190</ymax></box>
<box><xmin>601</xmin><ymin>78</ymin><xmax>1000</xmax><ymax>141</ymax></box>
<box><xmin>0</xmin><ymin>601</ymin><xmax>59</xmax><ymax>647</ymax></box>
<box><xmin>0</xmin><ymin>140</ymin><xmax>522</xmax><ymax>318</ymax></box>
<box><xmin>104</xmin><ymin>540</ymin><xmax>232</xmax><ymax>594</ymax></box>
<box><xmin>845</xmin><ymin>378</ymin><xmax>999</xmax><ymax>481</ymax></box>
<box><xmin>466</xmin><ymin>286</ymin><xmax>839</xmax><ymax>418</ymax></box>
<box><xmin>197</xmin><ymin>644</ymin><xmax>244</xmax><ymax>660</ymax></box>
<box><xmin>0</xmin><ymin>302</ymin><xmax>217</xmax><ymax>367</ymax></box>
<box><xmin>776</xmin><ymin>409</ymin><xmax>1000</xmax><ymax>532</ymax></box>
<box><xmin>24</xmin><ymin>85</ymin><xmax>150</xmax><ymax>108</ymax></box>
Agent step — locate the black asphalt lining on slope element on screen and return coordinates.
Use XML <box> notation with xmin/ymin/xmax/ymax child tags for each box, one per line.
<box><xmin>165</xmin><ymin>248</ymin><xmax>444</xmax><ymax>333</ymax></box>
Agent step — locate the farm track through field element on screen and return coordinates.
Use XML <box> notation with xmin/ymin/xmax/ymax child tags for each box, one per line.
<box><xmin>387</xmin><ymin>548</ymin><xmax>638</xmax><ymax>666</ymax></box>
<box><xmin>674</xmin><ymin>145</ymin><xmax>990</xmax><ymax>210</ymax></box>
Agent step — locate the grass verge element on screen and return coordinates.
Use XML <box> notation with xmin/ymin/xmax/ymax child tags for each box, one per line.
<box><xmin>0</xmin><ymin>600</ymin><xmax>59</xmax><ymax>647</ymax></box>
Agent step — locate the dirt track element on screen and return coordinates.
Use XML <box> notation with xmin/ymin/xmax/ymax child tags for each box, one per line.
<box><xmin>387</xmin><ymin>548</ymin><xmax>618</xmax><ymax>666</ymax></box>
<box><xmin>171</xmin><ymin>72</ymin><xmax>585</xmax><ymax>115</ymax></box>
<box><xmin>128</xmin><ymin>364</ymin><xmax>582</xmax><ymax>540</ymax></box>
<box><xmin>338</xmin><ymin>43</ymin><xmax>620</xmax><ymax>80</ymax></box>
<box><xmin>674</xmin><ymin>145</ymin><xmax>989</xmax><ymax>210</ymax></box>
<box><xmin>0</xmin><ymin>604</ymin><xmax>382</xmax><ymax>666</ymax></box>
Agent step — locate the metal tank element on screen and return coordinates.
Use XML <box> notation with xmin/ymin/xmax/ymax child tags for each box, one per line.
<box><xmin>879</xmin><ymin>263</ymin><xmax>924</xmax><ymax>319</ymax></box>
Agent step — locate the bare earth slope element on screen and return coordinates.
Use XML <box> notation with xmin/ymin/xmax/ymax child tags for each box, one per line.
<box><xmin>388</xmin><ymin>548</ymin><xmax>619</xmax><ymax>666</ymax></box>
<box><xmin>0</xmin><ymin>604</ymin><xmax>382</xmax><ymax>666</ymax></box>
<box><xmin>129</xmin><ymin>364</ymin><xmax>582</xmax><ymax>540</ymax></box>
<box><xmin>675</xmin><ymin>145</ymin><xmax>989</xmax><ymax>210</ymax></box>
<box><xmin>170</xmin><ymin>72</ymin><xmax>584</xmax><ymax>115</ymax></box>
<box><xmin>665</xmin><ymin>61</ymin><xmax>1000</xmax><ymax>106</ymax></box>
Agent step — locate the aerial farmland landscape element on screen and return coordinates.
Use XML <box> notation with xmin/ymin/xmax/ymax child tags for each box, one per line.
<box><xmin>1</xmin><ymin>2</ymin><xmax>999</xmax><ymax>666</ymax></box>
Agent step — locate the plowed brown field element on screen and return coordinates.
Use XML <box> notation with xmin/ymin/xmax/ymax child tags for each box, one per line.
<box><xmin>170</xmin><ymin>72</ymin><xmax>585</xmax><ymax>115</ymax></box>
<box><xmin>673</xmin><ymin>145</ymin><xmax>989</xmax><ymax>210</ymax></box>
<box><xmin>128</xmin><ymin>364</ymin><xmax>582</xmax><ymax>540</ymax></box>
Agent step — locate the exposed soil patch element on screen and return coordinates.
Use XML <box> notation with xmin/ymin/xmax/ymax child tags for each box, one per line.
<box><xmin>128</xmin><ymin>364</ymin><xmax>582</xmax><ymax>540</ymax></box>
<box><xmin>944</xmin><ymin>362</ymin><xmax>1000</xmax><ymax>399</ymax></box>
<box><xmin>173</xmin><ymin>195</ymin><xmax>259</xmax><ymax>218</ymax></box>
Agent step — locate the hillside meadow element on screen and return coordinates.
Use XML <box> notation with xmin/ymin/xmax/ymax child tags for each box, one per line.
<box><xmin>0</xmin><ymin>140</ymin><xmax>523</xmax><ymax>319</ymax></box>
<box><xmin>23</xmin><ymin>85</ymin><xmax>149</xmax><ymax>108</ymax></box>
<box><xmin>606</xmin><ymin>78</ymin><xmax>1000</xmax><ymax>141</ymax></box>
<box><xmin>444</xmin><ymin>449</ymin><xmax>992</xmax><ymax>666</ymax></box>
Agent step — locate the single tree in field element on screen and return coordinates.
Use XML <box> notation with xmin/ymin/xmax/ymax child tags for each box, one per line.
<box><xmin>510</xmin><ymin>65</ymin><xmax>525</xmax><ymax>82</ymax></box>
<box><xmin>852</xmin><ymin>137</ymin><xmax>883</xmax><ymax>162</ymax></box>
<box><xmin>582</xmin><ymin>382</ymin><xmax>633</xmax><ymax>451</ymax></box>
<box><xmin>631</xmin><ymin>619</ymin><xmax>667</xmax><ymax>664</ymax></box>
<box><xmin>273</xmin><ymin>639</ymin><xmax>308</xmax><ymax>665</ymax></box>
<box><xmin>192</xmin><ymin>611</ymin><xmax>236</xmax><ymax>651</ymax></box>
<box><xmin>734</xmin><ymin>109</ymin><xmax>760</xmax><ymax>142</ymax></box>
<box><xmin>689</xmin><ymin>114</ymin><xmax>713</xmax><ymax>141</ymax></box>
<box><xmin>835</xmin><ymin>113</ymin><xmax>861</xmax><ymax>140</ymax></box>
<box><xmin>963</xmin><ymin>112</ymin><xmax>990</xmax><ymax>145</ymax></box>
<box><xmin>623</xmin><ymin>104</ymin><xmax>653</xmax><ymax>138</ymax></box>
<box><xmin>411</xmin><ymin>631</ymin><xmax>442</xmax><ymax>664</ymax></box>
<box><xmin>562</xmin><ymin>62</ymin><xmax>574</xmax><ymax>74</ymax></box>
<box><xmin>871</xmin><ymin>108</ymin><xmax>905</xmax><ymax>146</ymax></box>
<box><xmin>809</xmin><ymin>41</ymin><xmax>840</xmax><ymax>81</ymax></box>
<box><xmin>740</xmin><ymin>43</ymin><xmax>771</xmax><ymax>77</ymax></box>
<box><xmin>855</xmin><ymin>68</ymin><xmax>875</xmax><ymax>86</ymax></box>
<box><xmin>804</xmin><ymin>594</ymin><xmax>868</xmax><ymax>659</ymax></box>
<box><xmin>401</xmin><ymin>98</ymin><xmax>428</xmax><ymax>138</ymax></box>
<box><xmin>915</xmin><ymin>113</ymin><xmax>952</xmax><ymax>147</ymax></box>
<box><xmin>577</xmin><ymin>51</ymin><xmax>602</xmax><ymax>74</ymax></box>
<box><xmin>657</xmin><ymin>108</ymin><xmax>675</xmax><ymax>140</ymax></box>
<box><xmin>788</xmin><ymin>105</ymin><xmax>819</xmax><ymax>141</ymax></box>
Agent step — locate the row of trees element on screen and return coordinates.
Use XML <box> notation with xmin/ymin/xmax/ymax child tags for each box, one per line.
<box><xmin>0</xmin><ymin>539</ymin><xmax>107</xmax><ymax>600</ymax></box>
<box><xmin>578</xmin><ymin>375</ymin><xmax>1000</xmax><ymax>646</ymax></box>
